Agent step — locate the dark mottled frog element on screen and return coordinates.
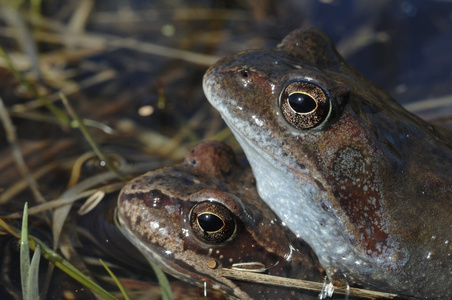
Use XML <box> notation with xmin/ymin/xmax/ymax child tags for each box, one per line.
<box><xmin>117</xmin><ymin>141</ymin><xmax>324</xmax><ymax>300</ymax></box>
<box><xmin>203</xmin><ymin>28</ymin><xmax>452</xmax><ymax>298</ymax></box>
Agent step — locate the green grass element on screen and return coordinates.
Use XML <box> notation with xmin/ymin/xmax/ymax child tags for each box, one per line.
<box><xmin>0</xmin><ymin>206</ymin><xmax>119</xmax><ymax>300</ymax></box>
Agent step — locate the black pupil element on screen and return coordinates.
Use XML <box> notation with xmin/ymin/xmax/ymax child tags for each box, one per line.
<box><xmin>198</xmin><ymin>213</ymin><xmax>224</xmax><ymax>232</ymax></box>
<box><xmin>288</xmin><ymin>93</ymin><xmax>317</xmax><ymax>113</ymax></box>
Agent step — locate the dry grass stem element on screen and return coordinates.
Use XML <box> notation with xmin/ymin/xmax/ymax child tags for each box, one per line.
<box><xmin>404</xmin><ymin>94</ymin><xmax>452</xmax><ymax>113</ymax></box>
<box><xmin>222</xmin><ymin>268</ymin><xmax>399</xmax><ymax>299</ymax></box>
<box><xmin>0</xmin><ymin>161</ymin><xmax>58</xmax><ymax>205</ymax></box>
<box><xmin>0</xmin><ymin>95</ymin><xmax>45</xmax><ymax>203</ymax></box>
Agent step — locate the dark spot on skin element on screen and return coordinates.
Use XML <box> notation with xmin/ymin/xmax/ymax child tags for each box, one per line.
<box><xmin>181</xmin><ymin>177</ymin><xmax>195</xmax><ymax>186</ymax></box>
<box><xmin>313</xmin><ymin>179</ymin><xmax>324</xmax><ymax>191</ymax></box>
<box><xmin>148</xmin><ymin>189</ymin><xmax>163</xmax><ymax>197</ymax></box>
<box><xmin>149</xmin><ymin>174</ymin><xmax>168</xmax><ymax>182</ymax></box>
<box><xmin>382</xmin><ymin>136</ymin><xmax>403</xmax><ymax>161</ymax></box>
<box><xmin>320</xmin><ymin>201</ymin><xmax>333</xmax><ymax>215</ymax></box>
<box><xmin>296</xmin><ymin>161</ymin><xmax>306</xmax><ymax>170</ymax></box>
<box><xmin>189</xmin><ymin>159</ymin><xmax>197</xmax><ymax>166</ymax></box>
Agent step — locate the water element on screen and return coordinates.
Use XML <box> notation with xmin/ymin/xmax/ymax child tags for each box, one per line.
<box><xmin>0</xmin><ymin>0</ymin><xmax>451</xmax><ymax>299</ymax></box>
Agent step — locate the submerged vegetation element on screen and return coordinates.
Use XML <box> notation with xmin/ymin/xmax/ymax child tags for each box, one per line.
<box><xmin>0</xmin><ymin>1</ymin><xmax>229</xmax><ymax>298</ymax></box>
<box><xmin>0</xmin><ymin>0</ymin><xmax>450</xmax><ymax>299</ymax></box>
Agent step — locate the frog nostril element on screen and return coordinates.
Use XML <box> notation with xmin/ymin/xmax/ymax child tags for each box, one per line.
<box><xmin>240</xmin><ymin>70</ymin><xmax>249</xmax><ymax>78</ymax></box>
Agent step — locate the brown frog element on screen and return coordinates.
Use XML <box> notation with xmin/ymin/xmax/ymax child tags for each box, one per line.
<box><xmin>117</xmin><ymin>141</ymin><xmax>325</xmax><ymax>300</ymax></box>
<box><xmin>203</xmin><ymin>28</ymin><xmax>452</xmax><ymax>298</ymax></box>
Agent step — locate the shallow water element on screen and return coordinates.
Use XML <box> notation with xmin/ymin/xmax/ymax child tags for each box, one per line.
<box><xmin>0</xmin><ymin>0</ymin><xmax>451</xmax><ymax>299</ymax></box>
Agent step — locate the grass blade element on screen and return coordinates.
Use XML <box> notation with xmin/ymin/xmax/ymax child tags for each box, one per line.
<box><xmin>20</xmin><ymin>202</ymin><xmax>30</xmax><ymax>298</ymax></box>
<box><xmin>60</xmin><ymin>92</ymin><xmax>123</xmax><ymax>178</ymax></box>
<box><xmin>114</xmin><ymin>209</ymin><xmax>172</xmax><ymax>300</ymax></box>
<box><xmin>0</xmin><ymin>216</ymin><xmax>118</xmax><ymax>300</ymax></box>
<box><xmin>0</xmin><ymin>46</ymin><xmax>70</xmax><ymax>125</ymax></box>
<box><xmin>99</xmin><ymin>259</ymin><xmax>130</xmax><ymax>300</ymax></box>
<box><xmin>27</xmin><ymin>245</ymin><xmax>41</xmax><ymax>300</ymax></box>
<box><xmin>145</xmin><ymin>257</ymin><xmax>173</xmax><ymax>300</ymax></box>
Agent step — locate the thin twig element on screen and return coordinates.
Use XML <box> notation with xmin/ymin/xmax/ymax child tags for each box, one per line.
<box><xmin>1</xmin><ymin>7</ymin><xmax>42</xmax><ymax>80</ymax></box>
<box><xmin>0</xmin><ymin>46</ymin><xmax>70</xmax><ymax>125</ymax></box>
<box><xmin>222</xmin><ymin>268</ymin><xmax>399</xmax><ymax>299</ymax></box>
<box><xmin>0</xmin><ymin>95</ymin><xmax>45</xmax><ymax>203</ymax></box>
<box><xmin>59</xmin><ymin>92</ymin><xmax>123</xmax><ymax>178</ymax></box>
<box><xmin>11</xmin><ymin>69</ymin><xmax>117</xmax><ymax>112</ymax></box>
<box><xmin>24</xmin><ymin>13</ymin><xmax>221</xmax><ymax>66</ymax></box>
<box><xmin>0</xmin><ymin>161</ymin><xmax>58</xmax><ymax>205</ymax></box>
<box><xmin>67</xmin><ymin>0</ymin><xmax>94</xmax><ymax>34</ymax></box>
<box><xmin>403</xmin><ymin>94</ymin><xmax>452</xmax><ymax>113</ymax></box>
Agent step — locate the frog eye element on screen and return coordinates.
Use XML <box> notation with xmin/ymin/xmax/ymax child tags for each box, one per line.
<box><xmin>190</xmin><ymin>201</ymin><xmax>236</xmax><ymax>244</ymax></box>
<box><xmin>280</xmin><ymin>81</ymin><xmax>332</xmax><ymax>129</ymax></box>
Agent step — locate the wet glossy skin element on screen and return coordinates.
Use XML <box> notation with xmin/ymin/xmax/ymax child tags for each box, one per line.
<box><xmin>203</xmin><ymin>28</ymin><xmax>452</xmax><ymax>298</ymax></box>
<box><xmin>118</xmin><ymin>141</ymin><xmax>324</xmax><ymax>300</ymax></box>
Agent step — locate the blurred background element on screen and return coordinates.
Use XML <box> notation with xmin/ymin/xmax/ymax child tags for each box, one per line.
<box><xmin>0</xmin><ymin>0</ymin><xmax>451</xmax><ymax>299</ymax></box>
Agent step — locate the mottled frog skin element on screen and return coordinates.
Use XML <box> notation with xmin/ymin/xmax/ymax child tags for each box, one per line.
<box><xmin>203</xmin><ymin>28</ymin><xmax>452</xmax><ymax>298</ymax></box>
<box><xmin>118</xmin><ymin>141</ymin><xmax>324</xmax><ymax>300</ymax></box>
